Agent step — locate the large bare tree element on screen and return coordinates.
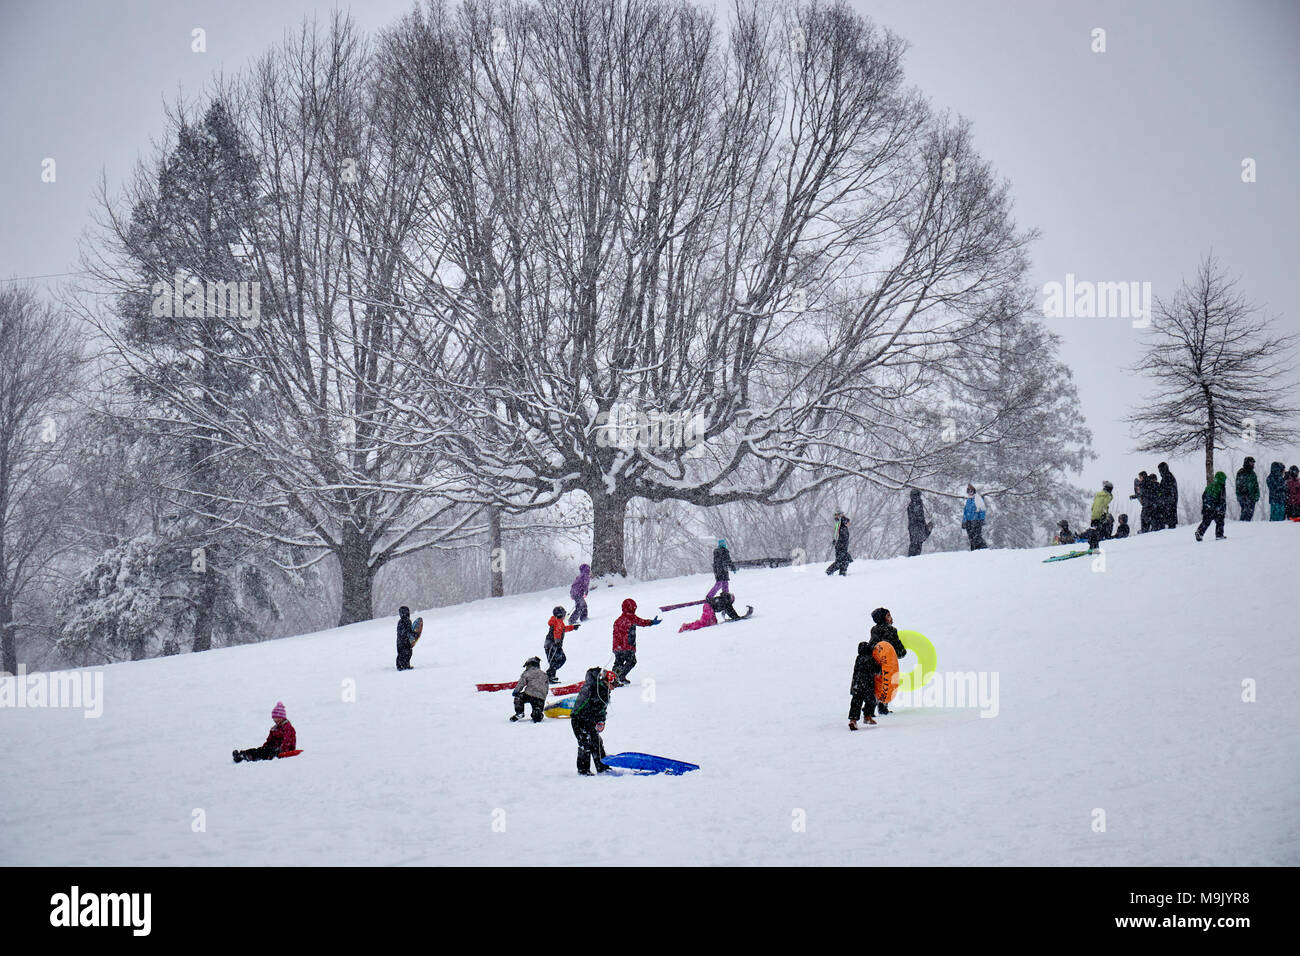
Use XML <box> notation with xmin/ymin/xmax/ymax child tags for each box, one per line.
<box><xmin>1128</xmin><ymin>254</ymin><xmax>1298</xmax><ymax>484</ymax></box>
<box><xmin>391</xmin><ymin>0</ymin><xmax>1037</xmax><ymax>575</ymax></box>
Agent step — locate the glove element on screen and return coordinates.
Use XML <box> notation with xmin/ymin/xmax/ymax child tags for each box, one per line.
<box><xmin>573</xmin><ymin>624</ymin><xmax>581</xmax><ymax>630</ymax></box>
<box><xmin>652</xmin><ymin>616</ymin><xmax>662</xmax><ymax>625</ymax></box>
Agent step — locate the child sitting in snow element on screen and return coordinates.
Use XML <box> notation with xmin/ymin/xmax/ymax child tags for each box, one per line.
<box><xmin>233</xmin><ymin>701</ymin><xmax>297</xmax><ymax>762</ymax></box>
<box><xmin>511</xmin><ymin>656</ymin><xmax>549</xmax><ymax>723</ymax></box>
<box><xmin>679</xmin><ymin>598</ymin><xmax>717</xmax><ymax>632</ymax></box>
<box><xmin>1114</xmin><ymin>514</ymin><xmax>1130</xmax><ymax>538</ymax></box>
<box><xmin>848</xmin><ymin>641</ymin><xmax>879</xmax><ymax>730</ymax></box>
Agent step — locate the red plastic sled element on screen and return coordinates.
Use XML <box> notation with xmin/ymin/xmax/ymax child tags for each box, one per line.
<box><xmin>475</xmin><ymin>682</ymin><xmax>518</xmax><ymax>692</ymax></box>
<box><xmin>277</xmin><ymin>750</ymin><xmax>303</xmax><ymax>758</ymax></box>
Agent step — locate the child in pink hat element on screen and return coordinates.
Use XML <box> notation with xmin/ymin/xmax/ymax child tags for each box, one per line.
<box><xmin>233</xmin><ymin>701</ymin><xmax>298</xmax><ymax>762</ymax></box>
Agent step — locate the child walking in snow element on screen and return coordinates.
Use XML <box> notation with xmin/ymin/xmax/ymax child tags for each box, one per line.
<box><xmin>570</xmin><ymin>563</ymin><xmax>591</xmax><ymax>622</ymax></box>
<box><xmin>869</xmin><ymin>608</ymin><xmax>907</xmax><ymax>716</ymax></box>
<box><xmin>511</xmin><ymin>657</ymin><xmax>549</xmax><ymax>723</ymax></box>
<box><xmin>233</xmin><ymin>701</ymin><xmax>297</xmax><ymax>762</ymax></box>
<box><xmin>611</xmin><ymin>598</ymin><xmax>661</xmax><ymax>686</ymax></box>
<box><xmin>848</xmin><ymin>641</ymin><xmax>879</xmax><ymax>729</ymax></box>
<box><xmin>545</xmin><ymin>606</ymin><xmax>579</xmax><ymax>682</ymax></box>
<box><xmin>708</xmin><ymin>538</ymin><xmax>737</xmax><ymax>598</ymax></box>
<box><xmin>570</xmin><ymin>667</ymin><xmax>615</xmax><ymax>774</ymax></box>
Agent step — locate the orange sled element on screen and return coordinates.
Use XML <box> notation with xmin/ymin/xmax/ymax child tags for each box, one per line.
<box><xmin>872</xmin><ymin>642</ymin><xmax>899</xmax><ymax>705</ymax></box>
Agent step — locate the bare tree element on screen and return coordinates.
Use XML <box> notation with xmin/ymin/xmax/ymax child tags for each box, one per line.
<box><xmin>0</xmin><ymin>285</ymin><xmax>85</xmax><ymax>674</ymax></box>
<box><xmin>394</xmin><ymin>0</ymin><xmax>1037</xmax><ymax>576</ymax></box>
<box><xmin>1128</xmin><ymin>254</ymin><xmax>1299</xmax><ymax>484</ymax></box>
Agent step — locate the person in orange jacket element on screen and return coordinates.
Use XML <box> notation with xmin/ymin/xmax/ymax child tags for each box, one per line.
<box><xmin>233</xmin><ymin>701</ymin><xmax>297</xmax><ymax>762</ymax></box>
<box><xmin>611</xmin><ymin>598</ymin><xmax>661</xmax><ymax>686</ymax></box>
<box><xmin>545</xmin><ymin>606</ymin><xmax>580</xmax><ymax>682</ymax></box>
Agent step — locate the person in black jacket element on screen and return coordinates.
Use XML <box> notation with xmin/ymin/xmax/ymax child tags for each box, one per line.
<box><xmin>570</xmin><ymin>666</ymin><xmax>614</xmax><ymax>775</ymax></box>
<box><xmin>906</xmin><ymin>489</ymin><xmax>933</xmax><ymax>557</ymax></box>
<box><xmin>1113</xmin><ymin>514</ymin><xmax>1130</xmax><ymax>539</ymax></box>
<box><xmin>868</xmin><ymin>607</ymin><xmax>907</xmax><ymax>714</ymax></box>
<box><xmin>395</xmin><ymin>606</ymin><xmax>416</xmax><ymax>671</ymax></box>
<box><xmin>1156</xmin><ymin>462</ymin><xmax>1178</xmax><ymax>529</ymax></box>
<box><xmin>825</xmin><ymin>514</ymin><xmax>852</xmax><ymax>575</ymax></box>
<box><xmin>707</xmin><ymin>590</ymin><xmax>748</xmax><ymax>621</ymax></box>
<box><xmin>708</xmin><ymin>538</ymin><xmax>737</xmax><ymax>599</ymax></box>
<box><xmin>848</xmin><ymin>642</ymin><xmax>879</xmax><ymax>729</ymax></box>
<box><xmin>1131</xmin><ymin>471</ymin><xmax>1159</xmax><ymax>533</ymax></box>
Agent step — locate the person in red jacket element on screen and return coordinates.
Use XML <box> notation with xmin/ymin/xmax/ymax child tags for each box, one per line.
<box><xmin>233</xmin><ymin>701</ymin><xmax>297</xmax><ymax>762</ymax></box>
<box><xmin>611</xmin><ymin>598</ymin><xmax>661</xmax><ymax>686</ymax></box>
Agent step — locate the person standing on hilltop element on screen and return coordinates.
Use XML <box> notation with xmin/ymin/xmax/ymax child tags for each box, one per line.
<box><xmin>906</xmin><ymin>489</ymin><xmax>933</xmax><ymax>557</ymax></box>
<box><xmin>826</xmin><ymin>513</ymin><xmax>853</xmax><ymax>574</ymax></box>
<box><xmin>1156</xmin><ymin>463</ymin><xmax>1178</xmax><ymax>529</ymax></box>
<box><xmin>1235</xmin><ymin>457</ymin><xmax>1260</xmax><ymax>522</ymax></box>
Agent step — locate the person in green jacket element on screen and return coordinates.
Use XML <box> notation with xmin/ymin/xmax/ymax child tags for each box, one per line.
<box><xmin>1194</xmin><ymin>471</ymin><xmax>1228</xmax><ymax>541</ymax></box>
<box><xmin>1087</xmin><ymin>481</ymin><xmax>1114</xmax><ymax>549</ymax></box>
<box><xmin>1234</xmin><ymin>457</ymin><xmax>1260</xmax><ymax>521</ymax></box>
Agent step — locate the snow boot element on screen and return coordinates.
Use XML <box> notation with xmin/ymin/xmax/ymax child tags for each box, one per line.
<box><xmin>849</xmin><ymin>720</ymin><xmax>857</xmax><ymax>731</ymax></box>
<box><xmin>548</xmin><ymin>674</ymin><xmax>560</xmax><ymax>683</ymax></box>
<box><xmin>232</xmin><ymin>750</ymin><xmax>243</xmax><ymax>763</ymax></box>
<box><xmin>595</xmin><ymin>760</ymin><xmax>611</xmax><ymax>773</ymax></box>
<box><xmin>877</xmin><ymin>702</ymin><xmax>890</xmax><ymax>715</ymax></box>
<box><xmin>864</xmin><ymin>714</ymin><xmax>877</xmax><ymax>725</ymax></box>
<box><xmin>509</xmin><ymin>714</ymin><xmax>521</xmax><ymax>722</ymax></box>
<box><xmin>1194</xmin><ymin>531</ymin><xmax>1203</xmax><ymax>542</ymax></box>
<box><xmin>578</xmin><ymin>768</ymin><xmax>595</xmax><ymax>776</ymax></box>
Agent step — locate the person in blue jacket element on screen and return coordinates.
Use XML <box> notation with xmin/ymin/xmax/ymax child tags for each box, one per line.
<box><xmin>962</xmin><ymin>485</ymin><xmax>987</xmax><ymax>550</ymax></box>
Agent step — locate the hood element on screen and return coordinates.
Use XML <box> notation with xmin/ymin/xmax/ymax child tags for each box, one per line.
<box><xmin>1158</xmin><ymin>463</ymin><xmax>1171</xmax><ymax>475</ymax></box>
<box><xmin>1243</xmin><ymin>457</ymin><xmax>1255</xmax><ymax>470</ymax></box>
<box><xmin>621</xmin><ymin>598</ymin><xmax>637</xmax><ymax>614</ymax></box>
<box><xmin>577</xmin><ymin>563</ymin><xmax>590</xmax><ymax>577</ymax></box>
<box><xmin>398</xmin><ymin>606</ymin><xmax>410</xmax><ymax>618</ymax></box>
<box><xmin>1270</xmin><ymin>462</ymin><xmax>1285</xmax><ymax>476</ymax></box>
<box><xmin>1211</xmin><ymin>472</ymin><xmax>1227</xmax><ymax>490</ymax></box>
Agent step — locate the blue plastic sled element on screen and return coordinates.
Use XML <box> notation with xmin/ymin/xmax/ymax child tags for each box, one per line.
<box><xmin>601</xmin><ymin>752</ymin><xmax>700</xmax><ymax>775</ymax></box>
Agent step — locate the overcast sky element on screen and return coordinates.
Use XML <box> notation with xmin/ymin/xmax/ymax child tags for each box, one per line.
<box><xmin>2</xmin><ymin>0</ymin><xmax>1298</xmax><ymax>503</ymax></box>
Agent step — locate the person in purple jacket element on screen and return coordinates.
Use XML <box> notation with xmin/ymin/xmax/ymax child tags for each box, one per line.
<box><xmin>570</xmin><ymin>563</ymin><xmax>591</xmax><ymax>622</ymax></box>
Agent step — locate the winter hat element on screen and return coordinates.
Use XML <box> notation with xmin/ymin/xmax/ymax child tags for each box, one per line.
<box><xmin>525</xmin><ymin>656</ymin><xmax>541</xmax><ymax>667</ymax></box>
<box><xmin>1244</xmin><ymin>457</ymin><xmax>1255</xmax><ymax>468</ymax></box>
<box><xmin>271</xmin><ymin>701</ymin><xmax>286</xmax><ymax>721</ymax></box>
<box><xmin>621</xmin><ymin>598</ymin><xmax>637</xmax><ymax>613</ymax></box>
<box><xmin>870</xmin><ymin>607</ymin><xmax>890</xmax><ymax>626</ymax></box>
<box><xmin>1102</xmin><ymin>481</ymin><xmax>1113</xmax><ymax>492</ymax></box>
<box><xmin>909</xmin><ymin>488</ymin><xmax>921</xmax><ymax>499</ymax></box>
<box><xmin>398</xmin><ymin>606</ymin><xmax>410</xmax><ymax>618</ymax></box>
<box><xmin>717</xmin><ymin>538</ymin><xmax>727</xmax><ymax>548</ymax></box>
<box><xmin>552</xmin><ymin>606</ymin><xmax>566</xmax><ymax>617</ymax></box>
<box><xmin>1058</xmin><ymin>520</ymin><xmax>1070</xmax><ymax>530</ymax></box>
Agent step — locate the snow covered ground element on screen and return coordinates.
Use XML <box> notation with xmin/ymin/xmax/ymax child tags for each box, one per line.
<box><xmin>2</xmin><ymin>522</ymin><xmax>1297</xmax><ymax>866</ymax></box>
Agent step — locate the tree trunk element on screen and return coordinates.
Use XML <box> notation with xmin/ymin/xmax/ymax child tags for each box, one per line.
<box><xmin>1205</xmin><ymin>417</ymin><xmax>1216</xmax><ymax>485</ymax></box>
<box><xmin>338</xmin><ymin>529</ymin><xmax>375</xmax><ymax>626</ymax></box>
<box><xmin>488</xmin><ymin>506</ymin><xmax>504</xmax><ymax>598</ymax></box>
<box><xmin>0</xmin><ymin>599</ymin><xmax>15</xmax><ymax>676</ymax></box>
<box><xmin>191</xmin><ymin>542</ymin><xmax>217</xmax><ymax>653</ymax></box>
<box><xmin>590</xmin><ymin>490</ymin><xmax>630</xmax><ymax>578</ymax></box>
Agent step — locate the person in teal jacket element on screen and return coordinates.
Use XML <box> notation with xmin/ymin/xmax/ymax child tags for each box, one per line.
<box><xmin>962</xmin><ymin>485</ymin><xmax>987</xmax><ymax>550</ymax></box>
<box><xmin>1265</xmin><ymin>461</ymin><xmax>1286</xmax><ymax>521</ymax></box>
<box><xmin>1235</xmin><ymin>457</ymin><xmax>1260</xmax><ymax>521</ymax></box>
<box><xmin>1194</xmin><ymin>471</ymin><xmax>1228</xmax><ymax>541</ymax></box>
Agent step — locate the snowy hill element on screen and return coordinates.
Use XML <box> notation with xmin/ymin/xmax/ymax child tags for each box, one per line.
<box><xmin>2</xmin><ymin>523</ymin><xmax>1297</xmax><ymax>866</ymax></box>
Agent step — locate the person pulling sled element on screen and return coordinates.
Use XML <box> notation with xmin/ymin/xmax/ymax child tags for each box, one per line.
<box><xmin>545</xmin><ymin>606</ymin><xmax>579</xmax><ymax>682</ymax></box>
